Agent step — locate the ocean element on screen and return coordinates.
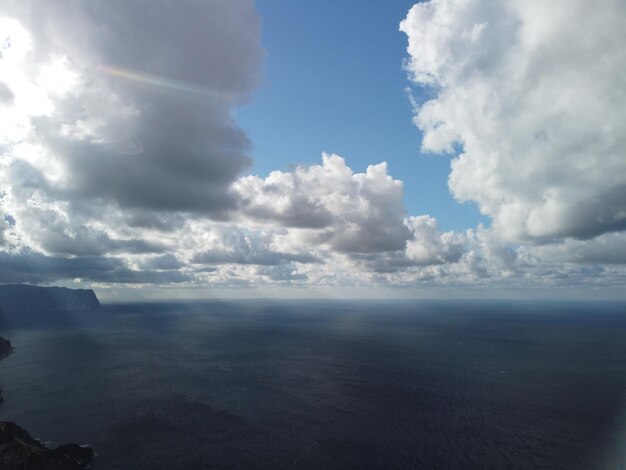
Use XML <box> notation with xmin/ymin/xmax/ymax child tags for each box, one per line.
<box><xmin>0</xmin><ymin>300</ymin><xmax>625</xmax><ymax>469</ymax></box>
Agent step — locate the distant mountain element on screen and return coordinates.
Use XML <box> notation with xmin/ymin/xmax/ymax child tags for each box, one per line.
<box><xmin>0</xmin><ymin>284</ymin><xmax>100</xmax><ymax>313</ymax></box>
<box><xmin>0</xmin><ymin>285</ymin><xmax>100</xmax><ymax>328</ymax></box>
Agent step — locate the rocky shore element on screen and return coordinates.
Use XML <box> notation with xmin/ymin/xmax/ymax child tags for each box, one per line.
<box><xmin>0</xmin><ymin>420</ymin><xmax>94</xmax><ymax>470</ymax></box>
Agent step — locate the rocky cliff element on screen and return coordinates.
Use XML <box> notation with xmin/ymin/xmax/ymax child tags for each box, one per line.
<box><xmin>0</xmin><ymin>284</ymin><xmax>100</xmax><ymax>328</ymax></box>
<box><xmin>0</xmin><ymin>284</ymin><xmax>100</xmax><ymax>313</ymax></box>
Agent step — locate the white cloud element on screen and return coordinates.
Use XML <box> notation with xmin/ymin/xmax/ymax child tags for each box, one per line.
<box><xmin>405</xmin><ymin>216</ymin><xmax>464</xmax><ymax>265</ymax></box>
<box><xmin>235</xmin><ymin>153</ymin><xmax>410</xmax><ymax>253</ymax></box>
<box><xmin>401</xmin><ymin>0</ymin><xmax>626</xmax><ymax>242</ymax></box>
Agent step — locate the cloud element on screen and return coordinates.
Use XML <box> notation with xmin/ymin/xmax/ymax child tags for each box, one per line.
<box><xmin>405</xmin><ymin>216</ymin><xmax>464</xmax><ymax>265</ymax></box>
<box><xmin>401</xmin><ymin>0</ymin><xmax>626</xmax><ymax>243</ymax></box>
<box><xmin>235</xmin><ymin>154</ymin><xmax>410</xmax><ymax>254</ymax></box>
<box><xmin>1</xmin><ymin>0</ymin><xmax>625</xmax><ymax>295</ymax></box>
<box><xmin>191</xmin><ymin>228</ymin><xmax>320</xmax><ymax>266</ymax></box>
<box><xmin>136</xmin><ymin>254</ymin><xmax>184</xmax><ymax>271</ymax></box>
<box><xmin>528</xmin><ymin>232</ymin><xmax>626</xmax><ymax>265</ymax></box>
<box><xmin>0</xmin><ymin>81</ymin><xmax>14</xmax><ymax>104</ymax></box>
<box><xmin>344</xmin><ymin>216</ymin><xmax>464</xmax><ymax>274</ymax></box>
<box><xmin>0</xmin><ymin>250</ymin><xmax>190</xmax><ymax>284</ymax></box>
<box><xmin>1</xmin><ymin>0</ymin><xmax>262</xmax><ymax>215</ymax></box>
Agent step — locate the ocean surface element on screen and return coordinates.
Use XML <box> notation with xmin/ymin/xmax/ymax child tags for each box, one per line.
<box><xmin>0</xmin><ymin>300</ymin><xmax>625</xmax><ymax>469</ymax></box>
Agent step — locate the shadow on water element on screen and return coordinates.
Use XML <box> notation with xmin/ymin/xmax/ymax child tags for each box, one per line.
<box><xmin>1</xmin><ymin>300</ymin><xmax>625</xmax><ymax>469</ymax></box>
<box><xmin>0</xmin><ymin>304</ymin><xmax>112</xmax><ymax>448</ymax></box>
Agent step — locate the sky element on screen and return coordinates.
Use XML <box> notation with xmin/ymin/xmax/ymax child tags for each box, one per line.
<box><xmin>236</xmin><ymin>0</ymin><xmax>487</xmax><ymax>232</ymax></box>
<box><xmin>0</xmin><ymin>0</ymin><xmax>625</xmax><ymax>300</ymax></box>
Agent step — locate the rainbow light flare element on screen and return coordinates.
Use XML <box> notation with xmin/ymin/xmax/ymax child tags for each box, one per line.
<box><xmin>98</xmin><ymin>65</ymin><xmax>227</xmax><ymax>98</ymax></box>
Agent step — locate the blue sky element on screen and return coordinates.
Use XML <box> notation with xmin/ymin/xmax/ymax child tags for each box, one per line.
<box><xmin>236</xmin><ymin>0</ymin><xmax>488</xmax><ymax>232</ymax></box>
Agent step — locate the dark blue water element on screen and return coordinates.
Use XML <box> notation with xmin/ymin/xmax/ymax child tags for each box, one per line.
<box><xmin>0</xmin><ymin>301</ymin><xmax>625</xmax><ymax>469</ymax></box>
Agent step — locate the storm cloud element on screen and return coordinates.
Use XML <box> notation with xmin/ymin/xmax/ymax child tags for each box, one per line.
<box><xmin>1</xmin><ymin>0</ymin><xmax>261</xmax><ymax>214</ymax></box>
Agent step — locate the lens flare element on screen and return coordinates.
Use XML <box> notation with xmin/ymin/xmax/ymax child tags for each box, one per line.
<box><xmin>99</xmin><ymin>65</ymin><xmax>227</xmax><ymax>99</ymax></box>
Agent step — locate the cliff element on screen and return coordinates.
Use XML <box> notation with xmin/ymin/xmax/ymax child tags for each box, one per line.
<box><xmin>0</xmin><ymin>284</ymin><xmax>100</xmax><ymax>313</ymax></box>
<box><xmin>0</xmin><ymin>285</ymin><xmax>100</xmax><ymax>328</ymax></box>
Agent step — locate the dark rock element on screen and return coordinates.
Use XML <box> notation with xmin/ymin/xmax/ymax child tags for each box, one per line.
<box><xmin>52</xmin><ymin>443</ymin><xmax>95</xmax><ymax>467</ymax></box>
<box><xmin>0</xmin><ymin>336</ymin><xmax>12</xmax><ymax>359</ymax></box>
<box><xmin>0</xmin><ymin>421</ymin><xmax>39</xmax><ymax>446</ymax></box>
<box><xmin>0</xmin><ymin>421</ymin><xmax>93</xmax><ymax>469</ymax></box>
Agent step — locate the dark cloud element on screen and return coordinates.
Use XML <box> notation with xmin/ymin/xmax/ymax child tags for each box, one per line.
<box><xmin>0</xmin><ymin>251</ymin><xmax>190</xmax><ymax>284</ymax></box>
<box><xmin>351</xmin><ymin>246</ymin><xmax>463</xmax><ymax>274</ymax></box>
<box><xmin>122</xmin><ymin>211</ymin><xmax>186</xmax><ymax>232</ymax></box>
<box><xmin>547</xmin><ymin>185</ymin><xmax>626</xmax><ymax>241</ymax></box>
<box><xmin>5</xmin><ymin>0</ymin><xmax>262</xmax><ymax>214</ymax></box>
<box><xmin>529</xmin><ymin>232</ymin><xmax>626</xmax><ymax>265</ymax></box>
<box><xmin>138</xmin><ymin>254</ymin><xmax>184</xmax><ymax>271</ymax></box>
<box><xmin>38</xmin><ymin>228</ymin><xmax>165</xmax><ymax>257</ymax></box>
<box><xmin>192</xmin><ymin>250</ymin><xmax>319</xmax><ymax>267</ymax></box>
<box><xmin>315</xmin><ymin>222</ymin><xmax>410</xmax><ymax>254</ymax></box>
<box><xmin>240</xmin><ymin>194</ymin><xmax>334</xmax><ymax>229</ymax></box>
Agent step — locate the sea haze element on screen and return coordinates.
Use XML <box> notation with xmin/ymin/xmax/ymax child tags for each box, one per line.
<box><xmin>0</xmin><ymin>301</ymin><xmax>625</xmax><ymax>469</ymax></box>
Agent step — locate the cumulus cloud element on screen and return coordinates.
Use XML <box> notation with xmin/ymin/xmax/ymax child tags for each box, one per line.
<box><xmin>341</xmin><ymin>216</ymin><xmax>464</xmax><ymax>274</ymax></box>
<box><xmin>185</xmin><ymin>157</ymin><xmax>462</xmax><ymax>281</ymax></box>
<box><xmin>235</xmin><ymin>154</ymin><xmax>410</xmax><ymax>254</ymax></box>
<box><xmin>405</xmin><ymin>216</ymin><xmax>464</xmax><ymax>265</ymax></box>
<box><xmin>401</xmin><ymin>0</ymin><xmax>626</xmax><ymax>243</ymax></box>
<box><xmin>191</xmin><ymin>228</ymin><xmax>320</xmax><ymax>266</ymax></box>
